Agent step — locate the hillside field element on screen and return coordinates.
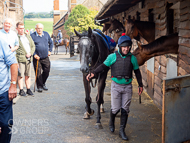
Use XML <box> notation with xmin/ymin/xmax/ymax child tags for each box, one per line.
<box><xmin>24</xmin><ymin>18</ymin><xmax>53</xmax><ymax>35</ymax></box>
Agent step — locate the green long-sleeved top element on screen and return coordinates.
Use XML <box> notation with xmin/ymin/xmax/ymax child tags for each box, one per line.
<box><xmin>16</xmin><ymin>34</ymin><xmax>35</xmax><ymax>63</ymax></box>
<box><xmin>103</xmin><ymin>50</ymin><xmax>139</xmax><ymax>84</ymax></box>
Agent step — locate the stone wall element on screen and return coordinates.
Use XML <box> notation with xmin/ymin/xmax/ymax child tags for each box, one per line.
<box><xmin>104</xmin><ymin>0</ymin><xmax>189</xmax><ymax>109</ymax></box>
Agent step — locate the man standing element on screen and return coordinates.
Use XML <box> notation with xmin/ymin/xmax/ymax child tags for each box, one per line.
<box><xmin>30</xmin><ymin>23</ymin><xmax>53</xmax><ymax>92</ymax></box>
<box><xmin>86</xmin><ymin>35</ymin><xmax>143</xmax><ymax>141</ymax></box>
<box><xmin>0</xmin><ymin>39</ymin><xmax>18</xmax><ymax>143</ymax></box>
<box><xmin>56</xmin><ymin>30</ymin><xmax>62</xmax><ymax>45</ymax></box>
<box><xmin>16</xmin><ymin>22</ymin><xmax>35</xmax><ymax>96</ymax></box>
<box><xmin>0</xmin><ymin>18</ymin><xmax>19</xmax><ymax>53</ymax></box>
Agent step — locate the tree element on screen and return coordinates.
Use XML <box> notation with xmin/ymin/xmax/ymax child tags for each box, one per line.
<box><xmin>69</xmin><ymin>9</ymin><xmax>102</xmax><ymax>34</ymax></box>
<box><xmin>64</xmin><ymin>5</ymin><xmax>90</xmax><ymax>36</ymax></box>
<box><xmin>24</xmin><ymin>12</ymin><xmax>35</xmax><ymax>18</ymax></box>
<box><xmin>24</xmin><ymin>11</ymin><xmax>53</xmax><ymax>18</ymax></box>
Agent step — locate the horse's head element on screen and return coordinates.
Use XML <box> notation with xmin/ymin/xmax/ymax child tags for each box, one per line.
<box><xmin>102</xmin><ymin>24</ymin><xmax>111</xmax><ymax>33</ymax></box>
<box><xmin>74</xmin><ymin>27</ymin><xmax>97</xmax><ymax>74</ymax></box>
<box><xmin>111</xmin><ymin>30</ymin><xmax>123</xmax><ymax>43</ymax></box>
<box><xmin>132</xmin><ymin>42</ymin><xmax>145</xmax><ymax>66</ymax></box>
<box><xmin>109</xmin><ymin>19</ymin><xmax>125</xmax><ymax>34</ymax></box>
<box><xmin>124</xmin><ymin>19</ymin><xmax>139</xmax><ymax>40</ymax></box>
<box><xmin>105</xmin><ymin>19</ymin><xmax>125</xmax><ymax>43</ymax></box>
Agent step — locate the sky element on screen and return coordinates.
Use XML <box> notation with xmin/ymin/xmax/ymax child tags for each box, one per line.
<box><xmin>23</xmin><ymin>0</ymin><xmax>68</xmax><ymax>13</ymax></box>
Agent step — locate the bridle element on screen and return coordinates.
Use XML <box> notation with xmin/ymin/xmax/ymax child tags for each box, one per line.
<box><xmin>80</xmin><ymin>35</ymin><xmax>101</xmax><ymax>103</ymax></box>
<box><xmin>80</xmin><ymin>36</ymin><xmax>101</xmax><ymax>87</ymax></box>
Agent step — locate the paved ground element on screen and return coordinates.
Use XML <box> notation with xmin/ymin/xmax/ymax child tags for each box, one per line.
<box><xmin>11</xmin><ymin>46</ymin><xmax>162</xmax><ymax>143</ymax></box>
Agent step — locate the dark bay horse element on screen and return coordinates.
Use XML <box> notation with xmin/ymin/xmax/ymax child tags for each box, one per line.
<box><xmin>74</xmin><ymin>27</ymin><xmax>109</xmax><ymax>129</ymax></box>
<box><xmin>108</xmin><ymin>19</ymin><xmax>155</xmax><ymax>43</ymax></box>
<box><xmin>125</xmin><ymin>19</ymin><xmax>155</xmax><ymax>43</ymax></box>
<box><xmin>108</xmin><ymin>19</ymin><xmax>125</xmax><ymax>43</ymax></box>
<box><xmin>133</xmin><ymin>33</ymin><xmax>179</xmax><ymax>66</ymax></box>
<box><xmin>51</xmin><ymin>34</ymin><xmax>70</xmax><ymax>55</ymax></box>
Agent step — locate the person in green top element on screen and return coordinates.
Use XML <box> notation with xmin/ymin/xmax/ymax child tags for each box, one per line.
<box><xmin>16</xmin><ymin>22</ymin><xmax>35</xmax><ymax>97</ymax></box>
<box><xmin>86</xmin><ymin>35</ymin><xmax>143</xmax><ymax>141</ymax></box>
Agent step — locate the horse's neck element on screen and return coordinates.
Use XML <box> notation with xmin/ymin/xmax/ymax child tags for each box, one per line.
<box><xmin>143</xmin><ymin>34</ymin><xmax>179</xmax><ymax>58</ymax></box>
<box><xmin>135</xmin><ymin>21</ymin><xmax>155</xmax><ymax>43</ymax></box>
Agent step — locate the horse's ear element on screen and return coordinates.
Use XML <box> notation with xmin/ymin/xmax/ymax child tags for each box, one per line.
<box><xmin>137</xmin><ymin>41</ymin><xmax>142</xmax><ymax>50</ymax></box>
<box><xmin>74</xmin><ymin>29</ymin><xmax>82</xmax><ymax>38</ymax></box>
<box><xmin>88</xmin><ymin>27</ymin><xmax>93</xmax><ymax>37</ymax></box>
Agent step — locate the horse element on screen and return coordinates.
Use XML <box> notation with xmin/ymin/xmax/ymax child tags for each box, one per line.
<box><xmin>124</xmin><ymin>19</ymin><xmax>155</xmax><ymax>43</ymax></box>
<box><xmin>108</xmin><ymin>19</ymin><xmax>125</xmax><ymax>43</ymax></box>
<box><xmin>102</xmin><ymin>23</ymin><xmax>111</xmax><ymax>34</ymax></box>
<box><xmin>108</xmin><ymin>19</ymin><xmax>155</xmax><ymax>44</ymax></box>
<box><xmin>133</xmin><ymin>33</ymin><xmax>179</xmax><ymax>66</ymax></box>
<box><xmin>51</xmin><ymin>34</ymin><xmax>70</xmax><ymax>55</ymax></box>
<box><xmin>74</xmin><ymin>27</ymin><xmax>109</xmax><ymax>129</ymax></box>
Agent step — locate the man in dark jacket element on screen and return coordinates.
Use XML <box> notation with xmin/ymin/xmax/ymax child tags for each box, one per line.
<box><xmin>87</xmin><ymin>35</ymin><xmax>143</xmax><ymax>141</ymax></box>
<box><xmin>30</xmin><ymin>23</ymin><xmax>53</xmax><ymax>92</ymax></box>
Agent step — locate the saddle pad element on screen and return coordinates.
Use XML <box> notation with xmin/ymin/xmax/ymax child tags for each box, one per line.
<box><xmin>93</xmin><ymin>31</ymin><xmax>110</xmax><ymax>50</ymax></box>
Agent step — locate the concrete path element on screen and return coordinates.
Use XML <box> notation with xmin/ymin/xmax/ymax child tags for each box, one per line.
<box><xmin>11</xmin><ymin>50</ymin><xmax>162</xmax><ymax>143</ymax></box>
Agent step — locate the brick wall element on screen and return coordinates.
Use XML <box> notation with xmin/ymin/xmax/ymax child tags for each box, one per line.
<box><xmin>53</xmin><ymin>13</ymin><xmax>69</xmax><ymax>39</ymax></box>
<box><xmin>54</xmin><ymin>0</ymin><xmax>59</xmax><ymax>10</ymax></box>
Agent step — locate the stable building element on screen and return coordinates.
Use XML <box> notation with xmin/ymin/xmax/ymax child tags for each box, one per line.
<box><xmin>95</xmin><ymin>1</ymin><xmax>190</xmax><ymax>142</ymax></box>
<box><xmin>0</xmin><ymin>0</ymin><xmax>24</xmax><ymax>29</ymax></box>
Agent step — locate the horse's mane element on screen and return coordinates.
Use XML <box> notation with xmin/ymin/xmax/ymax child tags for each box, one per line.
<box><xmin>142</xmin><ymin>33</ymin><xmax>178</xmax><ymax>51</ymax></box>
<box><xmin>126</xmin><ymin>19</ymin><xmax>154</xmax><ymax>29</ymax></box>
<box><xmin>112</xmin><ymin>19</ymin><xmax>124</xmax><ymax>28</ymax></box>
<box><xmin>93</xmin><ymin>29</ymin><xmax>108</xmax><ymax>43</ymax></box>
<box><xmin>80</xmin><ymin>30</ymin><xmax>108</xmax><ymax>50</ymax></box>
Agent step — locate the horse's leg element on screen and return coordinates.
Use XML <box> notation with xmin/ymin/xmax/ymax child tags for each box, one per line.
<box><xmin>83</xmin><ymin>74</ymin><xmax>94</xmax><ymax>119</ymax></box>
<box><xmin>100</xmin><ymin>104</ymin><xmax>104</xmax><ymax>113</ymax></box>
<box><xmin>95</xmin><ymin>70</ymin><xmax>108</xmax><ymax>129</ymax></box>
<box><xmin>56</xmin><ymin>46</ymin><xmax>58</xmax><ymax>55</ymax></box>
<box><xmin>65</xmin><ymin>45</ymin><xmax>67</xmax><ymax>55</ymax></box>
<box><xmin>54</xmin><ymin>45</ymin><xmax>56</xmax><ymax>55</ymax></box>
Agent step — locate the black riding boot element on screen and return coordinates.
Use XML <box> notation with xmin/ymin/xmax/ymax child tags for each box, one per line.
<box><xmin>119</xmin><ymin>108</ymin><xmax>128</xmax><ymax>141</ymax></box>
<box><xmin>109</xmin><ymin>110</ymin><xmax>119</xmax><ymax>132</ymax></box>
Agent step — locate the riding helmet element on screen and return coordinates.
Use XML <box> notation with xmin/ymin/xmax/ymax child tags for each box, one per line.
<box><xmin>118</xmin><ymin>35</ymin><xmax>132</xmax><ymax>56</ymax></box>
<box><xmin>118</xmin><ymin>35</ymin><xmax>132</xmax><ymax>47</ymax></box>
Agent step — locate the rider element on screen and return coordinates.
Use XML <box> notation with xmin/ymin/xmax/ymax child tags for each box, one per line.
<box><xmin>86</xmin><ymin>34</ymin><xmax>143</xmax><ymax>141</ymax></box>
<box><xmin>56</xmin><ymin>30</ymin><xmax>62</xmax><ymax>45</ymax></box>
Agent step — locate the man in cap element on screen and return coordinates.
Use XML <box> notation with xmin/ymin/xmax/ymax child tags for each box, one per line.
<box><xmin>86</xmin><ymin>35</ymin><xmax>143</xmax><ymax>141</ymax></box>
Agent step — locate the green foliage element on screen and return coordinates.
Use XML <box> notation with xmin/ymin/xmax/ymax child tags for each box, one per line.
<box><xmin>24</xmin><ymin>19</ymin><xmax>53</xmax><ymax>35</ymax></box>
<box><xmin>24</xmin><ymin>11</ymin><xmax>53</xmax><ymax>18</ymax></box>
<box><xmin>64</xmin><ymin>5</ymin><xmax>90</xmax><ymax>36</ymax></box>
<box><xmin>69</xmin><ymin>10</ymin><xmax>102</xmax><ymax>34</ymax></box>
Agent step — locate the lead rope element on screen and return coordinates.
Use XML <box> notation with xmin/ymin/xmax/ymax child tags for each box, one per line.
<box><xmin>88</xmin><ymin>73</ymin><xmax>100</xmax><ymax>103</ymax></box>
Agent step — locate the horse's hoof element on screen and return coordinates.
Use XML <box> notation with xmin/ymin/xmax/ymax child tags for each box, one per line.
<box><xmin>87</xmin><ymin>109</ymin><xmax>94</xmax><ymax>116</ymax></box>
<box><xmin>83</xmin><ymin>112</ymin><xmax>90</xmax><ymax>119</ymax></box>
<box><xmin>100</xmin><ymin>108</ymin><xmax>104</xmax><ymax>113</ymax></box>
<box><xmin>95</xmin><ymin>123</ymin><xmax>103</xmax><ymax>129</ymax></box>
